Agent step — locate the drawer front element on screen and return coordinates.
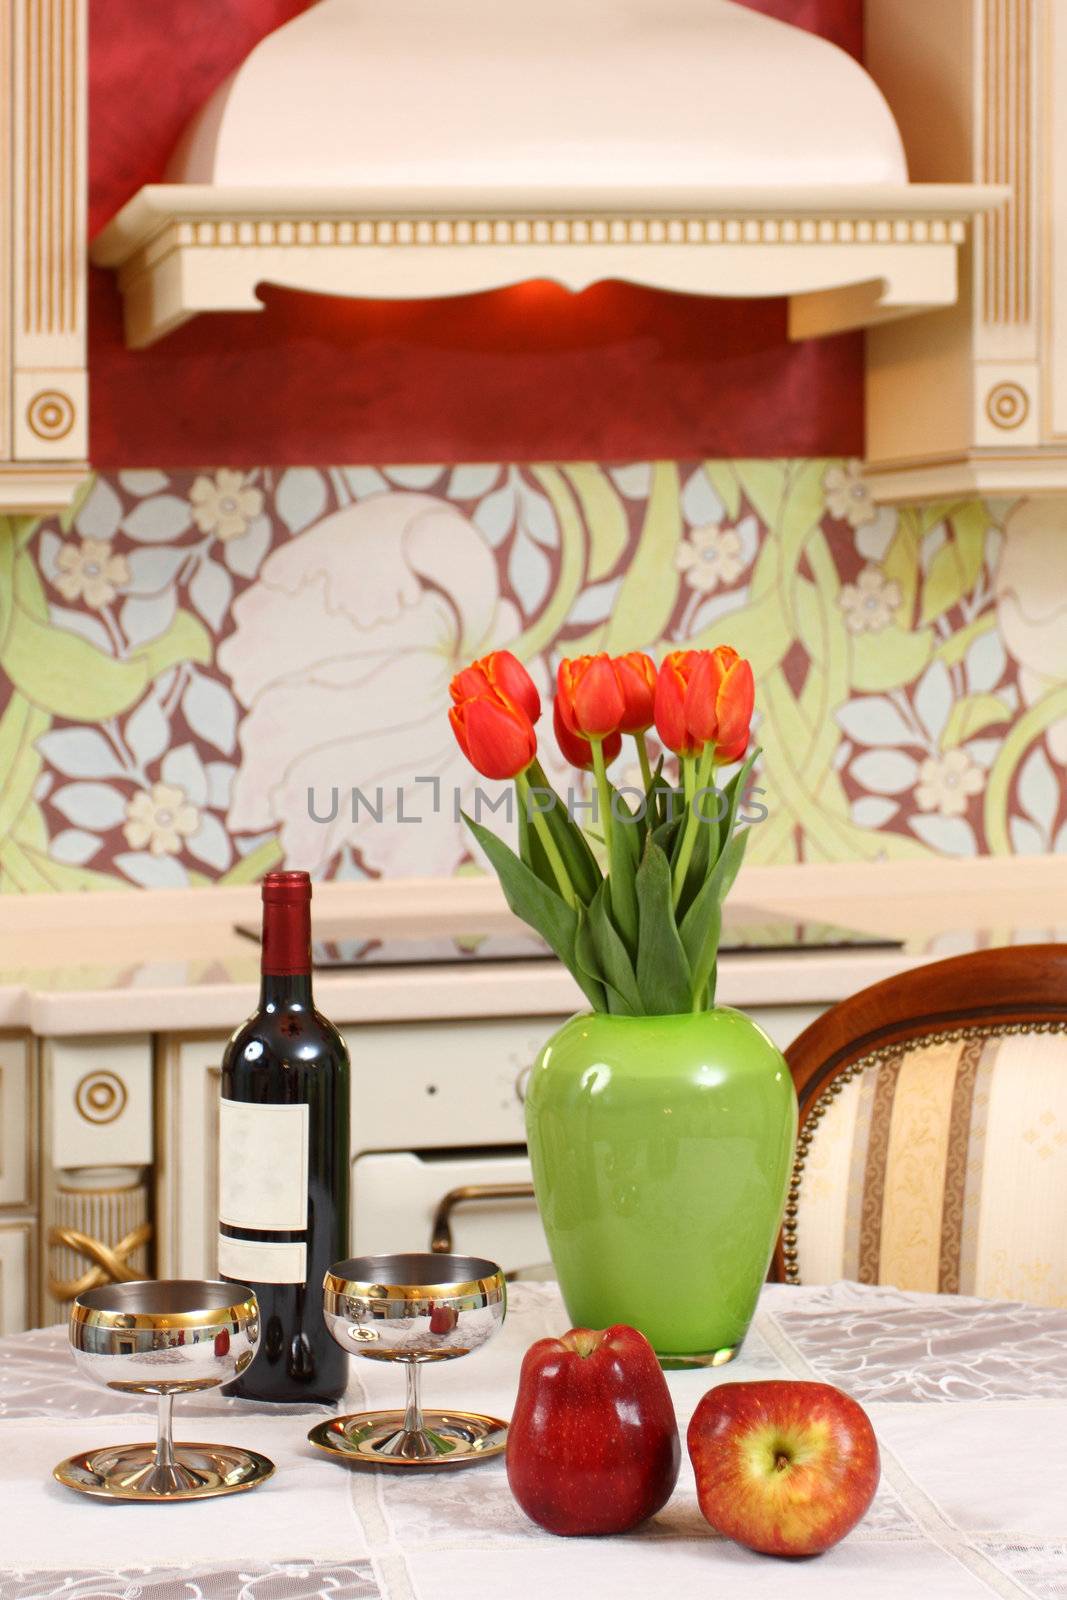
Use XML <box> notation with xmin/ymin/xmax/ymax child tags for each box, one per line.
<box><xmin>0</xmin><ymin>1220</ymin><xmax>34</xmax><ymax>1335</ymax></box>
<box><xmin>0</xmin><ymin>1037</ymin><xmax>32</xmax><ymax>1207</ymax></box>
<box><xmin>48</xmin><ymin>1037</ymin><xmax>153</xmax><ymax>1171</ymax></box>
<box><xmin>352</xmin><ymin>1149</ymin><xmax>548</xmax><ymax>1273</ymax></box>
<box><xmin>344</xmin><ymin>1017</ymin><xmax>566</xmax><ymax>1153</ymax></box>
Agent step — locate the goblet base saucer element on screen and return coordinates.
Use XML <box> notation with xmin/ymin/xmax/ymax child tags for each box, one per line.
<box><xmin>54</xmin><ymin>1441</ymin><xmax>276</xmax><ymax>1501</ymax></box>
<box><xmin>309</xmin><ymin>1409</ymin><xmax>508</xmax><ymax>1468</ymax></box>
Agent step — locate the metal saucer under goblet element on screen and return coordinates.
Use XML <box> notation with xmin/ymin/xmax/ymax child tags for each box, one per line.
<box><xmin>309</xmin><ymin>1252</ymin><xmax>508</xmax><ymax>1468</ymax></box>
<box><xmin>54</xmin><ymin>1278</ymin><xmax>274</xmax><ymax>1502</ymax></box>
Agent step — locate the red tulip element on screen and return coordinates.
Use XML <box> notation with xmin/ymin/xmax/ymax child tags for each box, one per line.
<box><xmin>557</xmin><ymin>654</ymin><xmax>626</xmax><ymax>740</ymax></box>
<box><xmin>654</xmin><ymin>646</ymin><xmax>754</xmax><ymax>762</ymax></box>
<box><xmin>699</xmin><ymin>645</ymin><xmax>755</xmax><ymax>763</ymax></box>
<box><xmin>613</xmin><ymin>651</ymin><xmax>657</xmax><ymax>734</ymax></box>
<box><xmin>654</xmin><ymin>650</ymin><xmax>703</xmax><ymax>757</ymax></box>
<box><xmin>553</xmin><ymin>697</ymin><xmax>622</xmax><ymax>770</ymax></box>
<box><xmin>450</xmin><ymin>650</ymin><xmax>541</xmax><ymax>725</ymax></box>
<box><xmin>449</xmin><ymin>669</ymin><xmax>538</xmax><ymax>780</ymax></box>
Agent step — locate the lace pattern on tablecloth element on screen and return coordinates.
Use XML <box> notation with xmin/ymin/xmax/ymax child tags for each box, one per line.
<box><xmin>3</xmin><ymin>1282</ymin><xmax>1066</xmax><ymax>1600</ymax></box>
<box><xmin>0</xmin><ymin>1564</ymin><xmax>378</xmax><ymax>1600</ymax></box>
<box><xmin>761</xmin><ymin>1281</ymin><xmax>1067</xmax><ymax>1403</ymax></box>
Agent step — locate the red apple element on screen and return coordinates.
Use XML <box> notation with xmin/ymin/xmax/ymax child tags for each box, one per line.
<box><xmin>687</xmin><ymin>1379</ymin><xmax>879</xmax><ymax>1557</ymax></box>
<box><xmin>507</xmin><ymin>1324</ymin><xmax>680</xmax><ymax>1535</ymax></box>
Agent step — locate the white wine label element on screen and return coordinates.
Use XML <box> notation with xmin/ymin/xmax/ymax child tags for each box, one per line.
<box><xmin>218</xmin><ymin>1233</ymin><xmax>307</xmax><ymax>1285</ymax></box>
<box><xmin>219</xmin><ymin>1098</ymin><xmax>309</xmax><ymax>1231</ymax></box>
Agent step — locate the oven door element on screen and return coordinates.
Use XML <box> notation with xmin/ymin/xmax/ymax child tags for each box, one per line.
<box><xmin>352</xmin><ymin>1148</ymin><xmax>550</xmax><ymax>1277</ymax></box>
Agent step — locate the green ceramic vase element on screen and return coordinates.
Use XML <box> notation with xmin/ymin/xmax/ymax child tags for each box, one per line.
<box><xmin>525</xmin><ymin>1008</ymin><xmax>797</xmax><ymax>1364</ymax></box>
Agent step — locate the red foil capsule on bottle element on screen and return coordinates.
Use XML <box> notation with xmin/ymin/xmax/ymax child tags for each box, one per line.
<box><xmin>260</xmin><ymin>870</ymin><xmax>312</xmax><ymax>976</ymax></box>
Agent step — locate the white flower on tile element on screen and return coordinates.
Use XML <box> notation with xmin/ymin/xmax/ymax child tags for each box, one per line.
<box><xmin>838</xmin><ymin>564</ymin><xmax>902</xmax><ymax>635</ymax></box>
<box><xmin>123</xmin><ymin>782</ymin><xmax>200</xmax><ymax>856</ymax></box>
<box><xmin>823</xmin><ymin>460</ymin><xmax>877</xmax><ymax>528</ymax></box>
<box><xmin>53</xmin><ymin>538</ymin><xmax>130</xmax><ymax>609</ymax></box>
<box><xmin>189</xmin><ymin>470</ymin><xmax>264</xmax><ymax>541</ymax></box>
<box><xmin>674</xmin><ymin>523</ymin><xmax>745</xmax><ymax>593</ymax></box>
<box><xmin>220</xmin><ymin>493</ymin><xmax>534</xmax><ymax>876</ymax></box>
<box><xmin>914</xmin><ymin>750</ymin><xmax>984</xmax><ymax>818</ymax></box>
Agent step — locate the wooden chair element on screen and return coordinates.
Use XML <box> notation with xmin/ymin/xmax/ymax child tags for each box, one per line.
<box><xmin>772</xmin><ymin>945</ymin><xmax>1067</xmax><ymax>1305</ymax></box>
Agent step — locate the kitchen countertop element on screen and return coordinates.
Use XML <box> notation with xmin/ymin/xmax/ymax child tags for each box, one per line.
<box><xmin>0</xmin><ymin>855</ymin><xmax>1064</xmax><ymax>1036</ymax></box>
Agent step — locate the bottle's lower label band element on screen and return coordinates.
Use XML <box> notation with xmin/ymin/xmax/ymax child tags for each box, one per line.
<box><xmin>218</xmin><ymin>1233</ymin><xmax>307</xmax><ymax>1285</ymax></box>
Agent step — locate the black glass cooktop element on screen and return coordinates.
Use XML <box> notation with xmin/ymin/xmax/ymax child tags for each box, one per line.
<box><xmin>235</xmin><ymin>905</ymin><xmax>903</xmax><ymax>969</ymax></box>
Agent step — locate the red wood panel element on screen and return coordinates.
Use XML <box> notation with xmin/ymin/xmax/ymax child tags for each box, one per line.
<box><xmin>88</xmin><ymin>1</ymin><xmax>865</xmax><ymax>466</ymax></box>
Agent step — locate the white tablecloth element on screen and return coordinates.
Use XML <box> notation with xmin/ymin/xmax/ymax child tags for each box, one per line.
<box><xmin>1</xmin><ymin>1281</ymin><xmax>1065</xmax><ymax>1600</ymax></box>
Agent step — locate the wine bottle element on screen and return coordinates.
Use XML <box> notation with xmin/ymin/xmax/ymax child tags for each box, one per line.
<box><xmin>219</xmin><ymin>870</ymin><xmax>350</xmax><ymax>1402</ymax></box>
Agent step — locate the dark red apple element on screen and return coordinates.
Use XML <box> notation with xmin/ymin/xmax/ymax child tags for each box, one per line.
<box><xmin>687</xmin><ymin>1379</ymin><xmax>880</xmax><ymax>1556</ymax></box>
<box><xmin>507</xmin><ymin>1324</ymin><xmax>680</xmax><ymax>1535</ymax></box>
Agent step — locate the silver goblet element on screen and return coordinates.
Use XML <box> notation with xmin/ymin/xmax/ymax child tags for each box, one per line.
<box><xmin>54</xmin><ymin>1278</ymin><xmax>274</xmax><ymax>1501</ymax></box>
<box><xmin>310</xmin><ymin>1252</ymin><xmax>508</xmax><ymax>1467</ymax></box>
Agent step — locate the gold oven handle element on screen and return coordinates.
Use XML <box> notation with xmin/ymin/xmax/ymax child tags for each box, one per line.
<box><xmin>430</xmin><ymin>1182</ymin><xmax>537</xmax><ymax>1255</ymax></box>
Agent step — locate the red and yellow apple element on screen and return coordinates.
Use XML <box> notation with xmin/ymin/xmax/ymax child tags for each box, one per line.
<box><xmin>687</xmin><ymin>1379</ymin><xmax>879</xmax><ymax>1556</ymax></box>
<box><xmin>507</xmin><ymin>1324</ymin><xmax>680</xmax><ymax>1535</ymax></box>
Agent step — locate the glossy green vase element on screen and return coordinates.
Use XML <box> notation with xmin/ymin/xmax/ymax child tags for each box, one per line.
<box><xmin>525</xmin><ymin>1008</ymin><xmax>797</xmax><ymax>1364</ymax></box>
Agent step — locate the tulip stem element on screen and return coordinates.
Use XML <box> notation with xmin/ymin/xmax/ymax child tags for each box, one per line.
<box><xmin>516</xmin><ymin>770</ymin><xmax>577</xmax><ymax>909</ymax></box>
<box><xmin>590</xmin><ymin>738</ymin><xmax>615</xmax><ymax>868</ymax></box>
<box><xmin>671</xmin><ymin>750</ymin><xmax>713</xmax><ymax>909</ymax></box>
<box><xmin>633</xmin><ymin>733</ymin><xmax>654</xmax><ymax>797</ymax></box>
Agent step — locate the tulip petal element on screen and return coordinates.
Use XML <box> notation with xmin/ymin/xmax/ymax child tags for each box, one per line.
<box><xmin>714</xmin><ymin>658</ymin><xmax>755</xmax><ymax>756</ymax></box>
<box><xmin>462</xmin><ymin>695</ymin><xmax>537</xmax><ymax>780</ymax></box>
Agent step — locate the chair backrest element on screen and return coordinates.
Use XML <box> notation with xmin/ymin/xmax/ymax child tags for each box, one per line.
<box><xmin>775</xmin><ymin>945</ymin><xmax>1067</xmax><ymax>1305</ymax></box>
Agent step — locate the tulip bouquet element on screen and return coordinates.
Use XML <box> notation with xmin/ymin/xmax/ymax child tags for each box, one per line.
<box><xmin>448</xmin><ymin>647</ymin><xmax>757</xmax><ymax>1016</ymax></box>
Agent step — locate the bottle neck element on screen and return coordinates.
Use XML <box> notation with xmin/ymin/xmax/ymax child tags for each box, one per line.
<box><xmin>259</xmin><ymin>971</ymin><xmax>314</xmax><ymax>1010</ymax></box>
<box><xmin>260</xmin><ymin>894</ymin><xmax>313</xmax><ymax>1009</ymax></box>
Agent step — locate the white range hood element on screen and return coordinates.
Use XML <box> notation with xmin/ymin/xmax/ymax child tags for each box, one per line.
<box><xmin>92</xmin><ymin>0</ymin><xmax>1004</xmax><ymax>349</ymax></box>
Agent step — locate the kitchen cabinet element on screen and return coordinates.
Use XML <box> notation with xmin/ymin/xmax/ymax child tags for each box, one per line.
<box><xmin>0</xmin><ymin>1034</ymin><xmax>35</xmax><ymax>1332</ymax></box>
<box><xmin>865</xmin><ymin>0</ymin><xmax>1067</xmax><ymax>500</ymax></box>
<box><xmin>0</xmin><ymin>0</ymin><xmax>88</xmax><ymax>513</ymax></box>
<box><xmin>154</xmin><ymin>1005</ymin><xmax>825</xmax><ymax>1288</ymax></box>
<box><xmin>39</xmin><ymin>1035</ymin><xmax>152</xmax><ymax>1323</ymax></box>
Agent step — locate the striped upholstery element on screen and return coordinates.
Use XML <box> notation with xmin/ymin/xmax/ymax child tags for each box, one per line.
<box><xmin>791</xmin><ymin>1027</ymin><xmax>1067</xmax><ymax>1306</ymax></box>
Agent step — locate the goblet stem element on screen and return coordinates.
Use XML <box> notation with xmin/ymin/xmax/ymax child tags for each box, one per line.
<box><xmin>402</xmin><ymin>1361</ymin><xmax>424</xmax><ymax>1438</ymax></box>
<box><xmin>156</xmin><ymin>1393</ymin><xmax>177</xmax><ymax>1473</ymax></box>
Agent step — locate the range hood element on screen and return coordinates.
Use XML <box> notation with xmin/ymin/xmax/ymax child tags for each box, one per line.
<box><xmin>91</xmin><ymin>0</ymin><xmax>1004</xmax><ymax>349</ymax></box>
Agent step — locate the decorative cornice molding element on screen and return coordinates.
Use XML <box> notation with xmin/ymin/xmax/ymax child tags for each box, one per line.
<box><xmin>90</xmin><ymin>182</ymin><xmax>1006</xmax><ymax>350</ymax></box>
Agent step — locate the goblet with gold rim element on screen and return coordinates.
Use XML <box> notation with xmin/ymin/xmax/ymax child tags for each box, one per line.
<box><xmin>55</xmin><ymin>1278</ymin><xmax>274</xmax><ymax>1501</ymax></box>
<box><xmin>311</xmin><ymin>1252</ymin><xmax>508</xmax><ymax>1467</ymax></box>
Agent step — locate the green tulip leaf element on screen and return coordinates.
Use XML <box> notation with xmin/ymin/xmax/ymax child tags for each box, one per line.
<box><xmin>462</xmin><ymin>811</ymin><xmax>605</xmax><ymax>1011</ymax></box>
<box><xmin>635</xmin><ymin>835</ymin><xmax>692</xmax><ymax>1015</ymax></box>
<box><xmin>604</xmin><ymin>779</ymin><xmax>640</xmax><ymax>955</ymax></box>
<box><xmin>578</xmin><ymin>881</ymin><xmax>642</xmax><ymax>1016</ymax></box>
<box><xmin>679</xmin><ymin>876</ymin><xmax>723</xmax><ymax>1008</ymax></box>
<box><xmin>526</xmin><ymin>760</ymin><xmax>602</xmax><ymax>905</ymax></box>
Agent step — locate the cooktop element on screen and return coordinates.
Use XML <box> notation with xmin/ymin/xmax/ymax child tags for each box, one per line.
<box><xmin>235</xmin><ymin>905</ymin><xmax>904</xmax><ymax>969</ymax></box>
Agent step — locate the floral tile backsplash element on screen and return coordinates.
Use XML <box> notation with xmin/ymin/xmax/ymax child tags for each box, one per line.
<box><xmin>1</xmin><ymin>460</ymin><xmax>1065</xmax><ymax>892</ymax></box>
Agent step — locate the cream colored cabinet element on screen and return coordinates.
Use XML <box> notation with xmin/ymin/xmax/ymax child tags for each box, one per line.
<box><xmin>0</xmin><ymin>1034</ymin><xmax>35</xmax><ymax>1332</ymax></box>
<box><xmin>0</xmin><ymin>0</ymin><xmax>88</xmax><ymax>512</ymax></box>
<box><xmin>154</xmin><ymin>1005</ymin><xmax>825</xmax><ymax>1286</ymax></box>
<box><xmin>39</xmin><ymin>1035</ymin><xmax>153</xmax><ymax>1323</ymax></box>
<box><xmin>155</xmin><ymin>1017</ymin><xmax>559</xmax><ymax>1283</ymax></box>
<box><xmin>865</xmin><ymin>0</ymin><xmax>1067</xmax><ymax>499</ymax></box>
